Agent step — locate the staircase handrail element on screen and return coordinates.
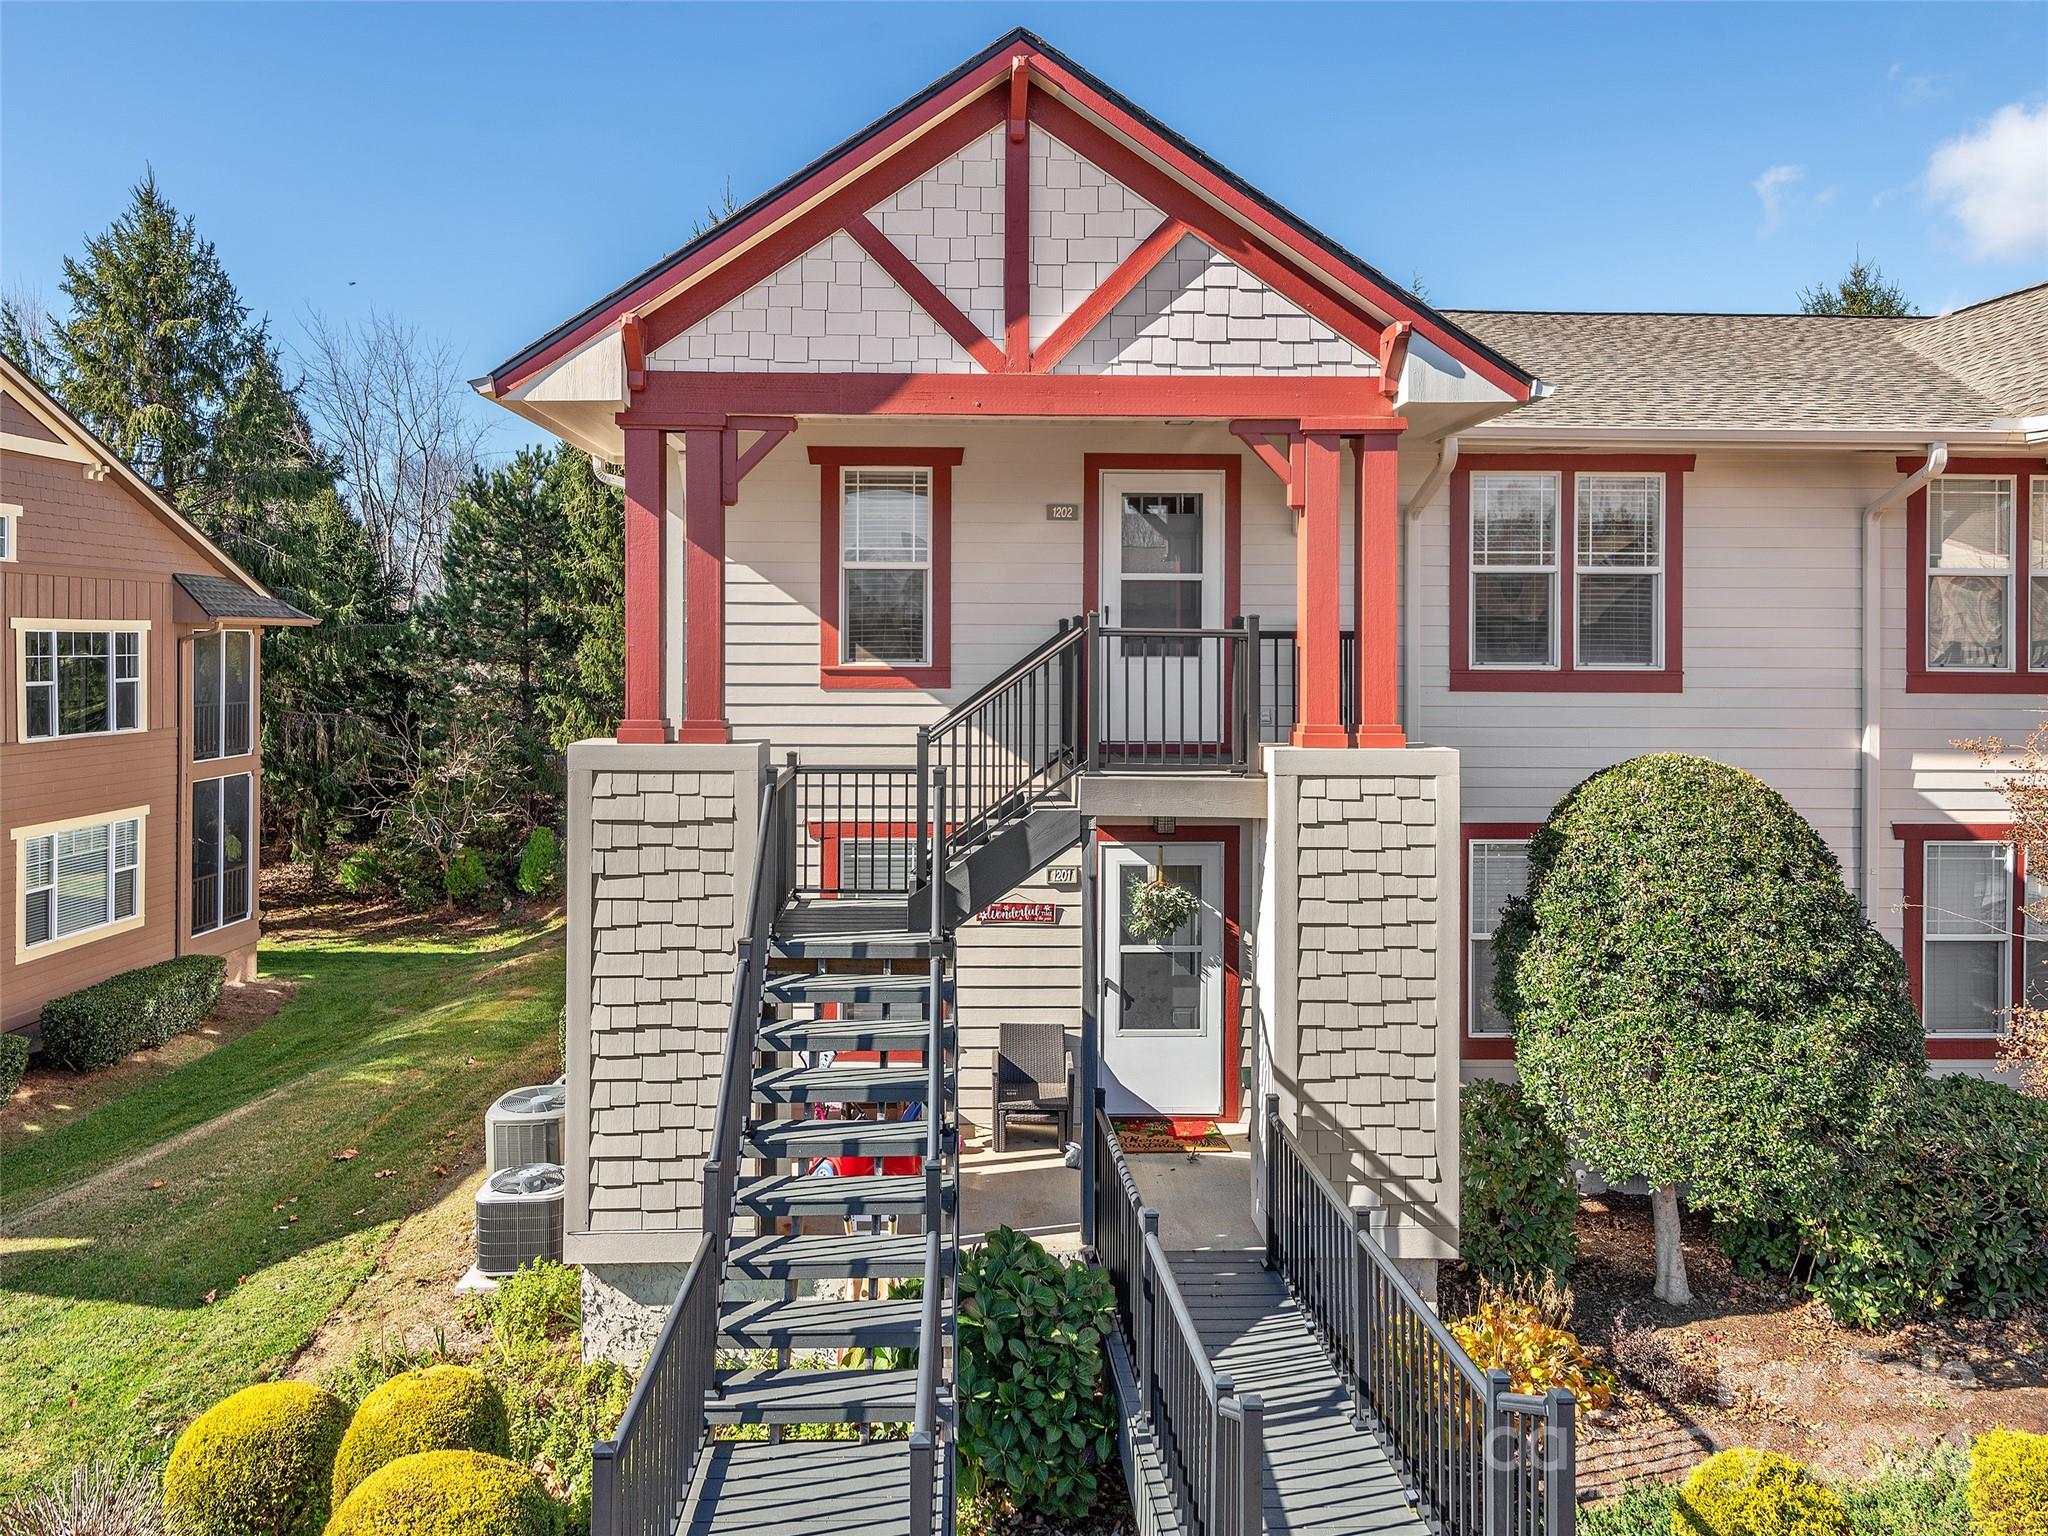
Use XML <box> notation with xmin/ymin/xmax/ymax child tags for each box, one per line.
<box><xmin>1262</xmin><ymin>1095</ymin><xmax>1577</xmax><ymax>1536</ymax></box>
<box><xmin>924</xmin><ymin>617</ymin><xmax>1086</xmax><ymax>732</ymax></box>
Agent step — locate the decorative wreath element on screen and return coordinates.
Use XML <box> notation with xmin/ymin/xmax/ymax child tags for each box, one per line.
<box><xmin>1125</xmin><ymin>867</ymin><xmax>1200</xmax><ymax>941</ymax></box>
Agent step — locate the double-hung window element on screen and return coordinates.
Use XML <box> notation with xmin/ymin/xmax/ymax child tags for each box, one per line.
<box><xmin>0</xmin><ymin>502</ymin><xmax>18</xmax><ymax>562</ymax></box>
<box><xmin>839</xmin><ymin>468</ymin><xmax>932</xmax><ymax>666</ymax></box>
<box><xmin>1925</xmin><ymin>476</ymin><xmax>2015</xmax><ymax>671</ymax></box>
<box><xmin>1913</xmin><ymin>464</ymin><xmax>2046</xmax><ymax>689</ymax></box>
<box><xmin>2027</xmin><ymin>863</ymin><xmax>2047</xmax><ymax>1015</ymax></box>
<box><xmin>1467</xmin><ymin>837</ymin><xmax>1531</xmax><ymax>1036</ymax></box>
<box><xmin>20</xmin><ymin>626</ymin><xmax>144</xmax><ymax>739</ymax></box>
<box><xmin>193</xmin><ymin>629</ymin><xmax>254</xmax><ymax>761</ymax></box>
<box><xmin>192</xmin><ymin>772</ymin><xmax>254</xmax><ymax>936</ymax></box>
<box><xmin>1469</xmin><ymin>473</ymin><xmax>1559</xmax><ymax>669</ymax></box>
<box><xmin>1920</xmin><ymin>841</ymin><xmax>2014</xmax><ymax>1036</ymax></box>
<box><xmin>20</xmin><ymin>812</ymin><xmax>143</xmax><ymax>953</ymax></box>
<box><xmin>1575</xmin><ymin>473</ymin><xmax>1664</xmax><ymax>668</ymax></box>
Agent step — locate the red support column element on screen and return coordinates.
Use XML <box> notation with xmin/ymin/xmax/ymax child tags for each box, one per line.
<box><xmin>1292</xmin><ymin>431</ymin><xmax>1349</xmax><ymax>748</ymax></box>
<box><xmin>1353</xmin><ymin>434</ymin><xmax>1406</xmax><ymax>747</ymax></box>
<box><xmin>618</xmin><ymin>426</ymin><xmax>669</xmax><ymax>743</ymax></box>
<box><xmin>676</xmin><ymin>424</ymin><xmax>731</xmax><ymax>744</ymax></box>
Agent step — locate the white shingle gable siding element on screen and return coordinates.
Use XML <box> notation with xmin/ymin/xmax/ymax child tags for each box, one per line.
<box><xmin>866</xmin><ymin>128</ymin><xmax>1006</xmax><ymax>342</ymax></box>
<box><xmin>1052</xmin><ymin>232</ymin><xmax>1379</xmax><ymax>376</ymax></box>
<box><xmin>1029</xmin><ymin>127</ymin><xmax>1165</xmax><ymax>347</ymax></box>
<box><xmin>648</xmin><ymin>232</ymin><xmax>978</xmax><ymax>373</ymax></box>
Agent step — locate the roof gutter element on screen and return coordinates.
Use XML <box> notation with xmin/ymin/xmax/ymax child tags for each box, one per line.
<box><xmin>1400</xmin><ymin>435</ymin><xmax>1459</xmax><ymax>742</ymax></box>
<box><xmin>1860</xmin><ymin>441</ymin><xmax>1946</xmax><ymax>916</ymax></box>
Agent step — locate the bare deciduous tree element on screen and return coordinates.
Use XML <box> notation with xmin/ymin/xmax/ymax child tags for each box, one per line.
<box><xmin>377</xmin><ymin>716</ymin><xmax>523</xmax><ymax>860</ymax></box>
<box><xmin>1962</xmin><ymin>721</ymin><xmax>2048</xmax><ymax>1095</ymax></box>
<box><xmin>297</xmin><ymin>310</ymin><xmax>485</xmax><ymax>608</ymax></box>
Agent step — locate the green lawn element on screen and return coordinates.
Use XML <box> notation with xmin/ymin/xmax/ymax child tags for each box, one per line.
<box><xmin>0</xmin><ymin>917</ymin><xmax>565</xmax><ymax>1498</ymax></box>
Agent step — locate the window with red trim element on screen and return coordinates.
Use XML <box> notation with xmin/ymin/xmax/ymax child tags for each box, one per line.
<box><xmin>812</xmin><ymin>446</ymin><xmax>960</xmax><ymax>690</ymax></box>
<box><xmin>1904</xmin><ymin>458</ymin><xmax>2048</xmax><ymax>692</ymax></box>
<box><xmin>1896</xmin><ymin>823</ymin><xmax>2043</xmax><ymax>1055</ymax></box>
<box><xmin>1450</xmin><ymin>455</ymin><xmax>1689</xmax><ymax>692</ymax></box>
<box><xmin>1461</xmin><ymin>821</ymin><xmax>1539</xmax><ymax>1057</ymax></box>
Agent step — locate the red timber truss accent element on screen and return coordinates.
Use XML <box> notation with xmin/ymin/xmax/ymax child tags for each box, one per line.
<box><xmin>1461</xmin><ymin>822</ymin><xmax>1541</xmax><ymax>1062</ymax></box>
<box><xmin>620</xmin><ymin>374</ymin><xmax>1400</xmax><ymax>423</ymax></box>
<box><xmin>1893</xmin><ymin>821</ymin><xmax>2028</xmax><ymax>1061</ymax></box>
<box><xmin>1449</xmin><ymin>453</ymin><xmax>1693</xmax><ymax>695</ymax></box>
<box><xmin>1097</xmin><ymin>822</ymin><xmax>1244</xmax><ymax>1120</ymax></box>
<box><xmin>1081</xmin><ymin>453</ymin><xmax>1243</xmax><ymax>619</ymax></box>
<box><xmin>1899</xmin><ymin>455</ymin><xmax>2048</xmax><ymax>696</ymax></box>
<box><xmin>722</xmin><ymin>416</ymin><xmax>797</xmax><ymax>506</ymax></box>
<box><xmin>1229</xmin><ymin>420</ymin><xmax>1305</xmax><ymax>511</ymax></box>
<box><xmin>812</xmin><ymin>445</ymin><xmax>963</xmax><ymax>691</ymax></box>
<box><xmin>522</xmin><ymin>48</ymin><xmax>1535</xmax><ymax>402</ymax></box>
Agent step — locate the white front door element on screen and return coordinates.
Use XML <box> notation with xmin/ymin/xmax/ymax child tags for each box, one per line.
<box><xmin>1100</xmin><ymin>841</ymin><xmax>1225</xmax><ymax>1117</ymax></box>
<box><xmin>1097</xmin><ymin>470</ymin><xmax>1226</xmax><ymax>749</ymax></box>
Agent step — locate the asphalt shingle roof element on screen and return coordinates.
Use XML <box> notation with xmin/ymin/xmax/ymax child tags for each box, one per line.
<box><xmin>174</xmin><ymin>573</ymin><xmax>315</xmax><ymax>625</ymax></box>
<box><xmin>1446</xmin><ymin>284</ymin><xmax>2046</xmax><ymax>434</ymax></box>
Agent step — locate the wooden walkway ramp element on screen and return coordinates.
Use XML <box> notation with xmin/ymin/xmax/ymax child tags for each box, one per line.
<box><xmin>1168</xmin><ymin>1250</ymin><xmax>1431</xmax><ymax>1536</ymax></box>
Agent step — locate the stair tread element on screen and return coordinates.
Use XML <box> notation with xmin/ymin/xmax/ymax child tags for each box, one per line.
<box><xmin>758</xmin><ymin>1019</ymin><xmax>950</xmax><ymax>1053</ymax></box>
<box><xmin>745</xmin><ymin>1118</ymin><xmax>930</xmax><ymax>1159</ymax></box>
<box><xmin>765</xmin><ymin>972</ymin><xmax>939</xmax><ymax>1003</ymax></box>
<box><xmin>682</xmin><ymin>1439</ymin><xmax>915</xmax><ymax>1536</ymax></box>
<box><xmin>752</xmin><ymin>1065</ymin><xmax>933</xmax><ymax>1103</ymax></box>
<box><xmin>719</xmin><ymin>1296</ymin><xmax>923</xmax><ymax>1347</ymax></box>
<box><xmin>726</xmin><ymin>1232</ymin><xmax>928</xmax><ymax>1279</ymax></box>
<box><xmin>735</xmin><ymin>1171</ymin><xmax>947</xmax><ymax>1216</ymax></box>
<box><xmin>707</xmin><ymin>1367</ymin><xmax>918</xmax><ymax>1423</ymax></box>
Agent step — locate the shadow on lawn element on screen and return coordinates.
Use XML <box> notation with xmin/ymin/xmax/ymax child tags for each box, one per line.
<box><xmin>0</xmin><ymin>928</ymin><xmax>563</xmax><ymax>1312</ymax></box>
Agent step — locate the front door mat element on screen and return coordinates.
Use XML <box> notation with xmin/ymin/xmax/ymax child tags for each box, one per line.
<box><xmin>1112</xmin><ymin>1117</ymin><xmax>1229</xmax><ymax>1154</ymax></box>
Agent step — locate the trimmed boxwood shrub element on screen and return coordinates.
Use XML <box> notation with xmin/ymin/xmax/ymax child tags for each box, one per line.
<box><xmin>325</xmin><ymin>1451</ymin><xmax>561</xmax><ymax>1536</ymax></box>
<box><xmin>957</xmin><ymin>1226</ymin><xmax>1117</xmax><ymax>1522</ymax></box>
<box><xmin>1969</xmin><ymin>1428</ymin><xmax>2048</xmax><ymax>1536</ymax></box>
<box><xmin>0</xmin><ymin>1032</ymin><xmax>28</xmax><ymax>1099</ymax></box>
<box><xmin>333</xmin><ymin>1366</ymin><xmax>511</xmax><ymax>1506</ymax></box>
<box><xmin>1671</xmin><ymin>1448</ymin><xmax>1849</xmax><ymax>1536</ymax></box>
<box><xmin>1493</xmin><ymin>755</ymin><xmax>1926</xmax><ymax>1301</ymax></box>
<box><xmin>1800</xmin><ymin>1074</ymin><xmax>2048</xmax><ymax>1327</ymax></box>
<box><xmin>1459</xmin><ymin>1080</ymin><xmax>1577</xmax><ymax>1281</ymax></box>
<box><xmin>162</xmin><ymin>1380</ymin><xmax>350</xmax><ymax>1536</ymax></box>
<box><xmin>41</xmin><ymin>954</ymin><xmax>226</xmax><ymax>1072</ymax></box>
<box><xmin>516</xmin><ymin>828</ymin><xmax>561</xmax><ymax>898</ymax></box>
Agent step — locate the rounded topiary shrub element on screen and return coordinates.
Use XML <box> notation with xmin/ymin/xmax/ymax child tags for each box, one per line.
<box><xmin>333</xmin><ymin>1365</ymin><xmax>511</xmax><ymax>1506</ymax></box>
<box><xmin>1969</xmin><ymin>1427</ymin><xmax>2048</xmax><ymax>1536</ymax></box>
<box><xmin>1459</xmin><ymin>1079</ymin><xmax>1578</xmax><ymax>1281</ymax></box>
<box><xmin>1672</xmin><ymin>1448</ymin><xmax>1849</xmax><ymax>1536</ymax></box>
<box><xmin>162</xmin><ymin>1380</ymin><xmax>351</xmax><ymax>1536</ymax></box>
<box><xmin>325</xmin><ymin>1451</ymin><xmax>561</xmax><ymax>1536</ymax></box>
<box><xmin>1494</xmin><ymin>754</ymin><xmax>1926</xmax><ymax>1302</ymax></box>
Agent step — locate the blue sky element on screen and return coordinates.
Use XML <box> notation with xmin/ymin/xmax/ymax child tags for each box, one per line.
<box><xmin>4</xmin><ymin>2</ymin><xmax>2044</xmax><ymax>459</ymax></box>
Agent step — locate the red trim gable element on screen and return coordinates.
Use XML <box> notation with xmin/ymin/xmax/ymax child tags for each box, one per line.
<box><xmin>489</xmin><ymin>35</ymin><xmax>1534</xmax><ymax>403</ymax></box>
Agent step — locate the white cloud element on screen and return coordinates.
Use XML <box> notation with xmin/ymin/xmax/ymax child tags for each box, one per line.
<box><xmin>1753</xmin><ymin>164</ymin><xmax>1804</xmax><ymax>234</ymax></box>
<box><xmin>1925</xmin><ymin>100</ymin><xmax>2048</xmax><ymax>260</ymax></box>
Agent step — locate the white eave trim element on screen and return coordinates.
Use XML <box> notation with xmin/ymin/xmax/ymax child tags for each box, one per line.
<box><xmin>1461</xmin><ymin>422</ymin><xmax>2033</xmax><ymax>450</ymax></box>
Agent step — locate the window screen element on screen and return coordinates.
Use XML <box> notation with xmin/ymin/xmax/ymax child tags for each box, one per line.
<box><xmin>841</xmin><ymin>469</ymin><xmax>931</xmax><ymax>665</ymax></box>
<box><xmin>1922</xmin><ymin>841</ymin><xmax>2011</xmax><ymax>1034</ymax></box>
<box><xmin>1576</xmin><ymin>474</ymin><xmax>1662</xmax><ymax>668</ymax></box>
<box><xmin>1927</xmin><ymin>477</ymin><xmax>2013</xmax><ymax>671</ymax></box>
<box><xmin>1470</xmin><ymin>474</ymin><xmax>1557</xmax><ymax>667</ymax></box>
<box><xmin>21</xmin><ymin>815</ymin><xmax>141</xmax><ymax>948</ymax></box>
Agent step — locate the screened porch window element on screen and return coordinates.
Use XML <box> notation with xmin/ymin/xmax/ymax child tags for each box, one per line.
<box><xmin>192</xmin><ymin>773</ymin><xmax>253</xmax><ymax>935</ymax></box>
<box><xmin>193</xmin><ymin>629</ymin><xmax>254</xmax><ymax>761</ymax></box>
<box><xmin>1469</xmin><ymin>473</ymin><xmax>1558</xmax><ymax>668</ymax></box>
<box><xmin>22</xmin><ymin>814</ymin><xmax>142</xmax><ymax>950</ymax></box>
<box><xmin>21</xmin><ymin>627</ymin><xmax>143</xmax><ymax>739</ymax></box>
<box><xmin>840</xmin><ymin>468</ymin><xmax>931</xmax><ymax>665</ymax></box>
<box><xmin>1468</xmin><ymin>839</ymin><xmax>1530</xmax><ymax>1035</ymax></box>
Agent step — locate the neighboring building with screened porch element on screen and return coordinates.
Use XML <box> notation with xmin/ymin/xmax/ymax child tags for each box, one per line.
<box><xmin>469</xmin><ymin>28</ymin><xmax>2043</xmax><ymax>1535</ymax></box>
<box><xmin>0</xmin><ymin>354</ymin><xmax>314</xmax><ymax>1038</ymax></box>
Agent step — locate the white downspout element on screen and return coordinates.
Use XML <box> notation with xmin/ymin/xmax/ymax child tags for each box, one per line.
<box><xmin>1860</xmin><ymin>441</ymin><xmax>1947</xmax><ymax>916</ymax></box>
<box><xmin>588</xmin><ymin>453</ymin><xmax>626</xmax><ymax>490</ymax></box>
<box><xmin>1400</xmin><ymin>435</ymin><xmax>1459</xmax><ymax>743</ymax></box>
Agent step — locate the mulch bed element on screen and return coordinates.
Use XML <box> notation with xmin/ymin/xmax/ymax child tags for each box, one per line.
<box><xmin>1463</xmin><ymin>1193</ymin><xmax>2048</xmax><ymax>1498</ymax></box>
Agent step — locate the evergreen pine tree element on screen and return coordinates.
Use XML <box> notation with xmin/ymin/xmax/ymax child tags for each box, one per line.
<box><xmin>1798</xmin><ymin>255</ymin><xmax>1915</xmax><ymax>316</ymax></box>
<box><xmin>542</xmin><ymin>447</ymin><xmax>625</xmax><ymax>747</ymax></box>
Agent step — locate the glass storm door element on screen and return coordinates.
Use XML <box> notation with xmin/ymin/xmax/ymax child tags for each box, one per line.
<box><xmin>1100</xmin><ymin>841</ymin><xmax>1225</xmax><ymax>1116</ymax></box>
<box><xmin>1098</xmin><ymin>471</ymin><xmax>1226</xmax><ymax>749</ymax></box>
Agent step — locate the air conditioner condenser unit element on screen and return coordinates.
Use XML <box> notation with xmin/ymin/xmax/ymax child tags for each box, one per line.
<box><xmin>486</xmin><ymin>1083</ymin><xmax>566</xmax><ymax>1174</ymax></box>
<box><xmin>474</xmin><ymin>1163</ymin><xmax>565</xmax><ymax>1277</ymax></box>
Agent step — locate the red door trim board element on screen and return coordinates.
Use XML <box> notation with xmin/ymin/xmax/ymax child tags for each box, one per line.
<box><xmin>1460</xmin><ymin>822</ymin><xmax>1541</xmax><ymax>1062</ymax></box>
<box><xmin>1448</xmin><ymin>453</ymin><xmax>1692</xmax><ymax>694</ymax></box>
<box><xmin>1893</xmin><ymin>821</ymin><xmax>2023</xmax><ymax>1061</ymax></box>
<box><xmin>812</xmin><ymin>445</ymin><xmax>964</xmax><ymax>690</ymax></box>
<box><xmin>1899</xmin><ymin>455</ymin><xmax>2047</xmax><ymax>695</ymax></box>
<box><xmin>1096</xmin><ymin>822</ymin><xmax>1244</xmax><ymax>1119</ymax></box>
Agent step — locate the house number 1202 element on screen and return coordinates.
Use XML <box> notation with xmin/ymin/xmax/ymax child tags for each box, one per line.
<box><xmin>1045</xmin><ymin>502</ymin><xmax>1079</xmax><ymax>521</ymax></box>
